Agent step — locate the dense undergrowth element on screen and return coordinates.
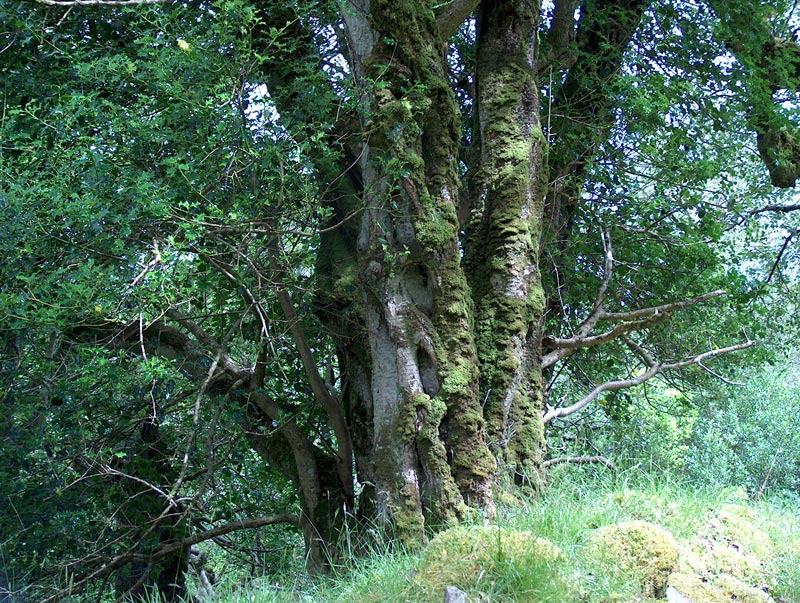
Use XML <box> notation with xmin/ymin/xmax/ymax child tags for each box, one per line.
<box><xmin>199</xmin><ymin>466</ymin><xmax>800</xmax><ymax>603</ymax></box>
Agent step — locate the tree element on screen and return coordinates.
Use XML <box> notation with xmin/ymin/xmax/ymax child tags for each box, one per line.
<box><xmin>2</xmin><ymin>0</ymin><xmax>800</xmax><ymax>599</ymax></box>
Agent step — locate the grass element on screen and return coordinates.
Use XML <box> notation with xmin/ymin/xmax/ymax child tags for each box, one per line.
<box><xmin>205</xmin><ymin>466</ymin><xmax>800</xmax><ymax>603</ymax></box>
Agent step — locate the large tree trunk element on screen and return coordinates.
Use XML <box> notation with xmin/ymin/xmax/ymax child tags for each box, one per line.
<box><xmin>334</xmin><ymin>0</ymin><xmax>496</xmax><ymax>542</ymax></box>
<box><xmin>312</xmin><ymin>0</ymin><xmax>552</xmax><ymax>542</ymax></box>
<box><xmin>465</xmin><ymin>0</ymin><xmax>548</xmax><ymax>488</ymax></box>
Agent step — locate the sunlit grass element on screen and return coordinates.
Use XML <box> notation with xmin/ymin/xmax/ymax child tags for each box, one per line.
<box><xmin>210</xmin><ymin>466</ymin><xmax>800</xmax><ymax>603</ymax></box>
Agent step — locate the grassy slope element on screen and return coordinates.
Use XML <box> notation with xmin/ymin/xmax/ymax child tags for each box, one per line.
<box><xmin>216</xmin><ymin>467</ymin><xmax>800</xmax><ymax>603</ymax></box>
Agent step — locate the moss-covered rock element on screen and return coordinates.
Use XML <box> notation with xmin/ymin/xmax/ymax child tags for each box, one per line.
<box><xmin>585</xmin><ymin>520</ymin><xmax>680</xmax><ymax>598</ymax></box>
<box><xmin>699</xmin><ymin>504</ymin><xmax>773</xmax><ymax>578</ymax></box>
<box><xmin>668</xmin><ymin>503</ymin><xmax>777</xmax><ymax>603</ymax></box>
<box><xmin>668</xmin><ymin>571</ymin><xmax>775</xmax><ymax>603</ymax></box>
<box><xmin>415</xmin><ymin>525</ymin><xmax>560</xmax><ymax>595</ymax></box>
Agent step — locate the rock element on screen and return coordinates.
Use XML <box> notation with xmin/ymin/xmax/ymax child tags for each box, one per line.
<box><xmin>666</xmin><ymin>585</ymin><xmax>695</xmax><ymax>603</ymax></box>
<box><xmin>443</xmin><ymin>585</ymin><xmax>468</xmax><ymax>603</ymax></box>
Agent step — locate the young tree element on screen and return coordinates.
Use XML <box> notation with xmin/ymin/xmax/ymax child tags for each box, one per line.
<box><xmin>3</xmin><ymin>0</ymin><xmax>800</xmax><ymax>598</ymax></box>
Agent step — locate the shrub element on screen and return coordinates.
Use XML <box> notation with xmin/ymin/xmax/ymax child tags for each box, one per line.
<box><xmin>685</xmin><ymin>359</ymin><xmax>800</xmax><ymax>495</ymax></box>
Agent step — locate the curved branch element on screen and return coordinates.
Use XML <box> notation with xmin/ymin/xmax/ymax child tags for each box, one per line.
<box><xmin>155</xmin><ymin>515</ymin><xmax>300</xmax><ymax>558</ymax></box>
<box><xmin>766</xmin><ymin>227</ymin><xmax>800</xmax><ymax>284</ymax></box>
<box><xmin>599</xmin><ymin>290</ymin><xmax>727</xmax><ymax>322</ymax></box>
<box><xmin>543</xmin><ymin>313</ymin><xmax>668</xmax><ymax>368</ymax></box>
<box><xmin>542</xmin><ymin>290</ymin><xmax>727</xmax><ymax>369</ymax></box>
<box><xmin>543</xmin><ymin>340</ymin><xmax>757</xmax><ymax>423</ymax></box>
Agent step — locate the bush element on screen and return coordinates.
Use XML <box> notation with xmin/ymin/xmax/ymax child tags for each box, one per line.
<box><xmin>685</xmin><ymin>358</ymin><xmax>800</xmax><ymax>495</ymax></box>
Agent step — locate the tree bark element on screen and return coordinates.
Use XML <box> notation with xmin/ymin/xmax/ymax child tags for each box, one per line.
<box><xmin>464</xmin><ymin>0</ymin><xmax>548</xmax><ymax>487</ymax></box>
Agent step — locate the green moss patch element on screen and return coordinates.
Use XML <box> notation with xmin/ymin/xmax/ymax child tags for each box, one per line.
<box><xmin>668</xmin><ymin>572</ymin><xmax>774</xmax><ymax>603</ymax></box>
<box><xmin>585</xmin><ymin>520</ymin><xmax>679</xmax><ymax>598</ymax></box>
<box><xmin>415</xmin><ymin>525</ymin><xmax>561</xmax><ymax>597</ymax></box>
<box><xmin>666</xmin><ymin>503</ymin><xmax>778</xmax><ymax>602</ymax></box>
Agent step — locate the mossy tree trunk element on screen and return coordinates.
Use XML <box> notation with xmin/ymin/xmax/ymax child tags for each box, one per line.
<box><xmin>334</xmin><ymin>0</ymin><xmax>497</xmax><ymax>543</ymax></box>
<box><xmin>314</xmin><ymin>0</ymin><xmax>552</xmax><ymax>543</ymax></box>
<box><xmin>464</xmin><ymin>0</ymin><xmax>548</xmax><ymax>487</ymax></box>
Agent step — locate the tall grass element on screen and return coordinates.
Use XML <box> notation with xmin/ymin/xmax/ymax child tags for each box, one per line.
<box><xmin>207</xmin><ymin>465</ymin><xmax>800</xmax><ymax>603</ymax></box>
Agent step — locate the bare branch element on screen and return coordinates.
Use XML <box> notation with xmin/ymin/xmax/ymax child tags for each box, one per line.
<box><xmin>592</xmin><ymin>229</ymin><xmax>614</xmax><ymax>315</ymax></box>
<box><xmin>622</xmin><ymin>334</ymin><xmax>657</xmax><ymax>367</ymax></box>
<box><xmin>165</xmin><ymin>308</ymin><xmax>244</xmax><ymax>378</ymax></box>
<box><xmin>155</xmin><ymin>515</ymin><xmax>300</xmax><ymax>557</ymax></box>
<box><xmin>267</xmin><ymin>242</ymin><xmax>354</xmax><ymax>502</ymax></box>
<box><xmin>543</xmin><ymin>363</ymin><xmax>661</xmax><ymax>423</ymax></box>
<box><xmin>749</xmin><ymin>203</ymin><xmax>800</xmax><ymax>215</ymax></box>
<box><xmin>33</xmin><ymin>0</ymin><xmax>169</xmax><ymax>5</ymax></box>
<box><xmin>697</xmin><ymin>362</ymin><xmax>745</xmax><ymax>386</ymax></box>
<box><xmin>543</xmin><ymin>455</ymin><xmax>615</xmax><ymax>470</ymax></box>
<box><xmin>543</xmin><ymin>313</ymin><xmax>668</xmax><ymax>368</ymax></box>
<box><xmin>766</xmin><ymin>227</ymin><xmax>799</xmax><ymax>284</ymax></box>
<box><xmin>98</xmin><ymin>464</ymin><xmax>183</xmax><ymax>511</ymax></box>
<box><xmin>543</xmin><ymin>278</ymin><xmax>728</xmax><ymax>369</ymax></box>
<box><xmin>191</xmin><ymin>251</ymin><xmax>270</xmax><ymax>338</ymax></box>
<box><xmin>434</xmin><ymin>0</ymin><xmax>479</xmax><ymax>38</ymax></box>
<box><xmin>599</xmin><ymin>289</ymin><xmax>727</xmax><ymax>322</ymax></box>
<box><xmin>543</xmin><ymin>340</ymin><xmax>757</xmax><ymax>423</ymax></box>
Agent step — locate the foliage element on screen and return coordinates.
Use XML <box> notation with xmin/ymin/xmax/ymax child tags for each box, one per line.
<box><xmin>2</xmin><ymin>0</ymin><xmax>800</xmax><ymax>599</ymax></box>
<box><xmin>0</xmin><ymin>1</ymin><xmax>321</xmax><ymax>597</ymax></box>
<box><xmin>685</xmin><ymin>356</ymin><xmax>800</xmax><ymax>495</ymax></box>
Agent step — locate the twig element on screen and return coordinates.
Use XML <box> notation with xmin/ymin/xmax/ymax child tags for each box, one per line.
<box><xmin>766</xmin><ymin>227</ymin><xmax>799</xmax><ymax>284</ymax></box>
<box><xmin>757</xmin><ymin>448</ymin><xmax>782</xmax><ymax>499</ymax></box>
<box><xmin>697</xmin><ymin>362</ymin><xmax>745</xmax><ymax>386</ymax></box>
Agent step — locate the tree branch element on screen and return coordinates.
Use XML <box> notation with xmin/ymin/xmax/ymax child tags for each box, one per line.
<box><xmin>766</xmin><ymin>227</ymin><xmax>799</xmax><ymax>284</ymax></box>
<box><xmin>434</xmin><ymin>0</ymin><xmax>479</xmax><ymax>38</ymax></box>
<box><xmin>599</xmin><ymin>290</ymin><xmax>727</xmax><ymax>322</ymax></box>
<box><xmin>165</xmin><ymin>308</ymin><xmax>244</xmax><ymax>378</ymax></box>
<box><xmin>542</xmin><ymin>289</ymin><xmax>727</xmax><ymax>369</ymax></box>
<box><xmin>543</xmin><ymin>455</ymin><xmax>615</xmax><ymax>469</ymax></box>
<box><xmin>749</xmin><ymin>203</ymin><xmax>800</xmax><ymax>215</ymax></box>
<box><xmin>38</xmin><ymin>516</ymin><xmax>299</xmax><ymax>603</ymax></box>
<box><xmin>154</xmin><ymin>515</ymin><xmax>300</xmax><ymax>558</ymax></box>
<box><xmin>543</xmin><ymin>313</ymin><xmax>668</xmax><ymax>367</ymax></box>
<box><xmin>33</xmin><ymin>0</ymin><xmax>169</xmax><ymax>4</ymax></box>
<box><xmin>265</xmin><ymin>230</ymin><xmax>353</xmax><ymax>505</ymax></box>
<box><xmin>697</xmin><ymin>362</ymin><xmax>745</xmax><ymax>386</ymax></box>
<box><xmin>543</xmin><ymin>340</ymin><xmax>757</xmax><ymax>423</ymax></box>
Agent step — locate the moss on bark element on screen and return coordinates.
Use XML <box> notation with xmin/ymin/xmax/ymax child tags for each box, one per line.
<box><xmin>356</xmin><ymin>0</ymin><xmax>496</xmax><ymax>536</ymax></box>
<box><xmin>466</xmin><ymin>0</ymin><xmax>548</xmax><ymax>486</ymax></box>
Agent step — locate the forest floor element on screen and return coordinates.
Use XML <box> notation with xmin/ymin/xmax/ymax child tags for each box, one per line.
<box><xmin>208</xmin><ymin>467</ymin><xmax>800</xmax><ymax>603</ymax></box>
